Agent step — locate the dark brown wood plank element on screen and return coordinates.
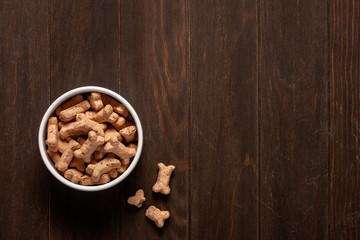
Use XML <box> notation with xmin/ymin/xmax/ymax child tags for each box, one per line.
<box><xmin>119</xmin><ymin>0</ymin><xmax>189</xmax><ymax>239</ymax></box>
<box><xmin>189</xmin><ymin>0</ymin><xmax>258</xmax><ymax>239</ymax></box>
<box><xmin>50</xmin><ymin>0</ymin><xmax>119</xmax><ymax>90</ymax></box>
<box><xmin>49</xmin><ymin>1</ymin><xmax>119</xmax><ymax>239</ymax></box>
<box><xmin>0</xmin><ymin>0</ymin><xmax>49</xmax><ymax>239</ymax></box>
<box><xmin>259</xmin><ymin>0</ymin><xmax>328</xmax><ymax>239</ymax></box>
<box><xmin>329</xmin><ymin>0</ymin><xmax>360</xmax><ymax>239</ymax></box>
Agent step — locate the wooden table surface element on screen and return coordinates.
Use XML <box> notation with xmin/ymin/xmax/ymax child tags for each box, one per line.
<box><xmin>1</xmin><ymin>0</ymin><xmax>359</xmax><ymax>239</ymax></box>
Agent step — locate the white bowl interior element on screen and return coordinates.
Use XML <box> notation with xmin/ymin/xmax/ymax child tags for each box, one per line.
<box><xmin>38</xmin><ymin>86</ymin><xmax>143</xmax><ymax>192</ymax></box>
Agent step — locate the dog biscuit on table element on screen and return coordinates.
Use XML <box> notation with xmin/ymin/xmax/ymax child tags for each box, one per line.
<box><xmin>145</xmin><ymin>205</ymin><xmax>170</xmax><ymax>228</ymax></box>
<box><xmin>152</xmin><ymin>163</ymin><xmax>175</xmax><ymax>195</ymax></box>
<box><xmin>127</xmin><ymin>189</ymin><xmax>146</xmax><ymax>208</ymax></box>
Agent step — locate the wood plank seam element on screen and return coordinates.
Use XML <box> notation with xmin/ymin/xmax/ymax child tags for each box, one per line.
<box><xmin>48</xmin><ymin>0</ymin><xmax>52</xmax><ymax>238</ymax></box>
<box><xmin>187</xmin><ymin>0</ymin><xmax>192</xmax><ymax>238</ymax></box>
<box><xmin>257</xmin><ymin>0</ymin><xmax>261</xmax><ymax>239</ymax></box>
<box><xmin>327</xmin><ymin>0</ymin><xmax>331</xmax><ymax>238</ymax></box>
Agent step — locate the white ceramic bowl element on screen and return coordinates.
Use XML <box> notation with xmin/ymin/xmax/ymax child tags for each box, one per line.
<box><xmin>38</xmin><ymin>86</ymin><xmax>143</xmax><ymax>192</ymax></box>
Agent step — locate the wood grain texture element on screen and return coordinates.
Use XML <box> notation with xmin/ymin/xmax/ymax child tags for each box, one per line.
<box><xmin>49</xmin><ymin>1</ymin><xmax>120</xmax><ymax>239</ymax></box>
<box><xmin>189</xmin><ymin>0</ymin><xmax>258</xmax><ymax>239</ymax></box>
<box><xmin>259</xmin><ymin>0</ymin><xmax>328</xmax><ymax>239</ymax></box>
<box><xmin>329</xmin><ymin>0</ymin><xmax>360</xmax><ymax>239</ymax></box>
<box><xmin>50</xmin><ymin>0</ymin><xmax>119</xmax><ymax>90</ymax></box>
<box><xmin>2</xmin><ymin>0</ymin><xmax>360</xmax><ymax>239</ymax></box>
<box><xmin>118</xmin><ymin>0</ymin><xmax>189</xmax><ymax>239</ymax></box>
<box><xmin>0</xmin><ymin>0</ymin><xmax>50</xmax><ymax>239</ymax></box>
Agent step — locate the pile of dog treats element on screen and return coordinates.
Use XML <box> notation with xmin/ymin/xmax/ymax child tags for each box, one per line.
<box><xmin>45</xmin><ymin>92</ymin><xmax>137</xmax><ymax>185</ymax></box>
<box><xmin>127</xmin><ymin>162</ymin><xmax>175</xmax><ymax>228</ymax></box>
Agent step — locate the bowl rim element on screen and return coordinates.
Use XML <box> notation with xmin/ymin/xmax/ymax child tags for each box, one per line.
<box><xmin>38</xmin><ymin>86</ymin><xmax>143</xmax><ymax>192</ymax></box>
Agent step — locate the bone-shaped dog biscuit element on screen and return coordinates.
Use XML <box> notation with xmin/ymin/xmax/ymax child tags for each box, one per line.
<box><xmin>64</xmin><ymin>169</ymin><xmax>84</xmax><ymax>183</ymax></box>
<box><xmin>46</xmin><ymin>117</ymin><xmax>58</xmax><ymax>152</ymax></box>
<box><xmin>109</xmin><ymin>113</ymin><xmax>126</xmax><ymax>130</ymax></box>
<box><xmin>74</xmin><ymin>131</ymin><xmax>105</xmax><ymax>163</ymax></box>
<box><xmin>55</xmin><ymin>94</ymin><xmax>84</xmax><ymax>116</ymax></box>
<box><xmin>85</xmin><ymin>104</ymin><xmax>115</xmax><ymax>123</ymax></box>
<box><xmin>79</xmin><ymin>174</ymin><xmax>110</xmax><ymax>186</ymax></box>
<box><xmin>119</xmin><ymin>126</ymin><xmax>136</xmax><ymax>143</ymax></box>
<box><xmin>86</xmin><ymin>158</ymin><xmax>121</xmax><ymax>182</ymax></box>
<box><xmin>88</xmin><ymin>92</ymin><xmax>104</xmax><ymax>111</ymax></box>
<box><xmin>145</xmin><ymin>205</ymin><xmax>170</xmax><ymax>228</ymax></box>
<box><xmin>152</xmin><ymin>163</ymin><xmax>175</xmax><ymax>195</ymax></box>
<box><xmin>127</xmin><ymin>189</ymin><xmax>146</xmax><ymax>208</ymax></box>
<box><xmin>94</xmin><ymin>127</ymin><xmax>122</xmax><ymax>160</ymax></box>
<box><xmin>55</xmin><ymin>140</ymin><xmax>80</xmax><ymax>171</ymax></box>
<box><xmin>59</xmin><ymin>113</ymin><xmax>105</xmax><ymax>139</ymax></box>
<box><xmin>101</xmin><ymin>94</ymin><xmax>128</xmax><ymax>117</ymax></box>
<box><xmin>104</xmin><ymin>136</ymin><xmax>136</xmax><ymax>160</ymax></box>
<box><xmin>117</xmin><ymin>143</ymin><xmax>137</xmax><ymax>173</ymax></box>
<box><xmin>59</xmin><ymin>100</ymin><xmax>90</xmax><ymax>122</ymax></box>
